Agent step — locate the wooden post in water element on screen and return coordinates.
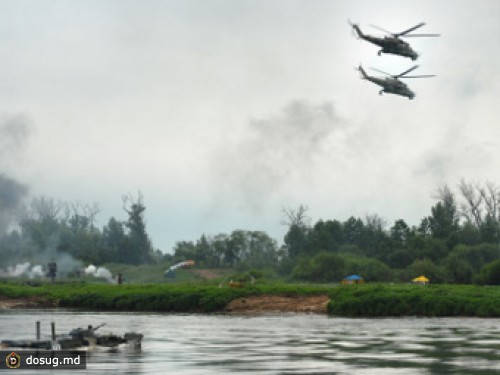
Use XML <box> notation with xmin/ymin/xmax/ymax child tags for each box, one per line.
<box><xmin>51</xmin><ymin>322</ymin><xmax>56</xmax><ymax>341</ymax></box>
<box><xmin>36</xmin><ymin>321</ymin><xmax>41</xmax><ymax>340</ymax></box>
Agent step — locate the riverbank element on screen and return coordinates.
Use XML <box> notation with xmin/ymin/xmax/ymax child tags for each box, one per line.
<box><xmin>0</xmin><ymin>281</ymin><xmax>331</xmax><ymax>313</ymax></box>
<box><xmin>3</xmin><ymin>282</ymin><xmax>500</xmax><ymax>316</ymax></box>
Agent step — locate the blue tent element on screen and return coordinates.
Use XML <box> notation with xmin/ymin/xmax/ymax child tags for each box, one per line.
<box><xmin>345</xmin><ymin>275</ymin><xmax>362</xmax><ymax>281</ymax></box>
<box><xmin>342</xmin><ymin>274</ymin><xmax>364</xmax><ymax>284</ymax></box>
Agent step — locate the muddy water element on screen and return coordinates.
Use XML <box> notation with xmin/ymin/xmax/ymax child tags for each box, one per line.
<box><xmin>1</xmin><ymin>310</ymin><xmax>500</xmax><ymax>374</ymax></box>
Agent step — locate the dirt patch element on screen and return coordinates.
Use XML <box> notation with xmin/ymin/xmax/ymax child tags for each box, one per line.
<box><xmin>0</xmin><ymin>296</ymin><xmax>57</xmax><ymax>309</ymax></box>
<box><xmin>192</xmin><ymin>269</ymin><xmax>230</xmax><ymax>280</ymax></box>
<box><xmin>193</xmin><ymin>269</ymin><xmax>219</xmax><ymax>279</ymax></box>
<box><xmin>225</xmin><ymin>294</ymin><xmax>330</xmax><ymax>314</ymax></box>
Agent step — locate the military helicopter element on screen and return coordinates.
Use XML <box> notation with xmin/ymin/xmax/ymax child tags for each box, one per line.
<box><xmin>350</xmin><ymin>21</ymin><xmax>439</xmax><ymax>60</ymax></box>
<box><xmin>357</xmin><ymin>65</ymin><xmax>435</xmax><ymax>100</ymax></box>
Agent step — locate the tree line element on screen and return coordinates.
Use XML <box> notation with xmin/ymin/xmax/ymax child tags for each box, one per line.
<box><xmin>3</xmin><ymin>180</ymin><xmax>500</xmax><ymax>285</ymax></box>
<box><xmin>172</xmin><ymin>181</ymin><xmax>500</xmax><ymax>284</ymax></box>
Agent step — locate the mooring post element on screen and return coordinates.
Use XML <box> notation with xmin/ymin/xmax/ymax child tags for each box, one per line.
<box><xmin>51</xmin><ymin>322</ymin><xmax>56</xmax><ymax>341</ymax></box>
<box><xmin>36</xmin><ymin>321</ymin><xmax>41</xmax><ymax>340</ymax></box>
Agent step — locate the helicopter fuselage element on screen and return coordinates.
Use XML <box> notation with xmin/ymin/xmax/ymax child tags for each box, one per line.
<box><xmin>352</xmin><ymin>25</ymin><xmax>419</xmax><ymax>60</ymax></box>
<box><xmin>361</xmin><ymin>35</ymin><xmax>418</xmax><ymax>60</ymax></box>
<box><xmin>360</xmin><ymin>71</ymin><xmax>415</xmax><ymax>99</ymax></box>
<box><xmin>379</xmin><ymin>77</ymin><xmax>415</xmax><ymax>99</ymax></box>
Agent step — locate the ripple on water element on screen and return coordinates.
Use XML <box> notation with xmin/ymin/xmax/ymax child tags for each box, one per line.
<box><xmin>2</xmin><ymin>311</ymin><xmax>500</xmax><ymax>374</ymax></box>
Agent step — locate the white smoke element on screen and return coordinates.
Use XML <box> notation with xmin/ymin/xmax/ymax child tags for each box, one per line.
<box><xmin>83</xmin><ymin>264</ymin><xmax>115</xmax><ymax>283</ymax></box>
<box><xmin>31</xmin><ymin>264</ymin><xmax>44</xmax><ymax>278</ymax></box>
<box><xmin>0</xmin><ymin>262</ymin><xmax>45</xmax><ymax>279</ymax></box>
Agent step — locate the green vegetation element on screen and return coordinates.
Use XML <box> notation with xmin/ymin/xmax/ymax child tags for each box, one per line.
<box><xmin>328</xmin><ymin>284</ymin><xmax>500</xmax><ymax>317</ymax></box>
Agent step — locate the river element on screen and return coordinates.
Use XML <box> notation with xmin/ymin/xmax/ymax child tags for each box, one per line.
<box><xmin>1</xmin><ymin>310</ymin><xmax>500</xmax><ymax>374</ymax></box>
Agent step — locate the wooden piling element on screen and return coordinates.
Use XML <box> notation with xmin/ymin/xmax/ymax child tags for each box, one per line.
<box><xmin>51</xmin><ymin>322</ymin><xmax>56</xmax><ymax>341</ymax></box>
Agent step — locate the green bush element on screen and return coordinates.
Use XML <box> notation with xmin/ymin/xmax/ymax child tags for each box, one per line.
<box><xmin>327</xmin><ymin>284</ymin><xmax>500</xmax><ymax>317</ymax></box>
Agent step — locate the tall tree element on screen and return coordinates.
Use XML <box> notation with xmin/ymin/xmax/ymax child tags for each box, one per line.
<box><xmin>122</xmin><ymin>192</ymin><xmax>154</xmax><ymax>264</ymax></box>
<box><xmin>428</xmin><ymin>185</ymin><xmax>459</xmax><ymax>240</ymax></box>
<box><xmin>282</xmin><ymin>205</ymin><xmax>310</xmax><ymax>258</ymax></box>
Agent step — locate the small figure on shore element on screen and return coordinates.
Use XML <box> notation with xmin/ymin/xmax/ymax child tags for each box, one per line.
<box><xmin>47</xmin><ymin>262</ymin><xmax>57</xmax><ymax>283</ymax></box>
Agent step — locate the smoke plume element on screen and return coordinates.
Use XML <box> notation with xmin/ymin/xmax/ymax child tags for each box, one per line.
<box><xmin>84</xmin><ymin>264</ymin><xmax>115</xmax><ymax>283</ymax></box>
<box><xmin>0</xmin><ymin>115</ymin><xmax>32</xmax><ymax>234</ymax></box>
<box><xmin>0</xmin><ymin>174</ymin><xmax>28</xmax><ymax>234</ymax></box>
<box><xmin>0</xmin><ymin>115</ymin><xmax>31</xmax><ymax>159</ymax></box>
<box><xmin>0</xmin><ymin>262</ymin><xmax>45</xmax><ymax>279</ymax></box>
<box><xmin>211</xmin><ymin>100</ymin><xmax>343</xmax><ymax>210</ymax></box>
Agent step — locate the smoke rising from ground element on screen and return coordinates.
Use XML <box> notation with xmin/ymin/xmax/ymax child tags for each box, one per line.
<box><xmin>0</xmin><ymin>115</ymin><xmax>32</xmax><ymax>234</ymax></box>
<box><xmin>212</xmin><ymin>100</ymin><xmax>343</xmax><ymax>211</ymax></box>
<box><xmin>0</xmin><ymin>174</ymin><xmax>28</xmax><ymax>234</ymax></box>
<box><xmin>84</xmin><ymin>264</ymin><xmax>115</xmax><ymax>283</ymax></box>
<box><xmin>0</xmin><ymin>262</ymin><xmax>45</xmax><ymax>279</ymax></box>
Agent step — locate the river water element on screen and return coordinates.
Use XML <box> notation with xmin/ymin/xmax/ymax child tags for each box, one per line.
<box><xmin>1</xmin><ymin>310</ymin><xmax>500</xmax><ymax>374</ymax></box>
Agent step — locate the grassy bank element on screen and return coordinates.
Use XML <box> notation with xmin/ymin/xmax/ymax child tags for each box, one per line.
<box><xmin>0</xmin><ymin>281</ymin><xmax>331</xmax><ymax>313</ymax></box>
<box><xmin>328</xmin><ymin>284</ymin><xmax>500</xmax><ymax>317</ymax></box>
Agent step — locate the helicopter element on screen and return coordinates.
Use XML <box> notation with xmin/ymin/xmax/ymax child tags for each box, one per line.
<box><xmin>357</xmin><ymin>65</ymin><xmax>435</xmax><ymax>100</ymax></box>
<box><xmin>350</xmin><ymin>21</ymin><xmax>439</xmax><ymax>60</ymax></box>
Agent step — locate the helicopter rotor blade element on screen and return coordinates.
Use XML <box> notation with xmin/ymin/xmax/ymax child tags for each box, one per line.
<box><xmin>396</xmin><ymin>22</ymin><xmax>426</xmax><ymax>37</ymax></box>
<box><xmin>396</xmin><ymin>65</ymin><xmax>420</xmax><ymax>78</ymax></box>
<box><xmin>401</xmin><ymin>33</ymin><xmax>440</xmax><ymax>38</ymax></box>
<box><xmin>369</xmin><ymin>67</ymin><xmax>392</xmax><ymax>76</ymax></box>
<box><xmin>401</xmin><ymin>75</ymin><xmax>436</xmax><ymax>79</ymax></box>
<box><xmin>368</xmin><ymin>24</ymin><xmax>394</xmax><ymax>35</ymax></box>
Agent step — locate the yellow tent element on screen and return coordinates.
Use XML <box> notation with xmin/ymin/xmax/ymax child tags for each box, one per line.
<box><xmin>412</xmin><ymin>275</ymin><xmax>429</xmax><ymax>284</ymax></box>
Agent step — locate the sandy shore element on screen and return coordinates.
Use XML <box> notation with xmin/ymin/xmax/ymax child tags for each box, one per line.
<box><xmin>224</xmin><ymin>294</ymin><xmax>330</xmax><ymax>314</ymax></box>
<box><xmin>0</xmin><ymin>296</ymin><xmax>57</xmax><ymax>309</ymax></box>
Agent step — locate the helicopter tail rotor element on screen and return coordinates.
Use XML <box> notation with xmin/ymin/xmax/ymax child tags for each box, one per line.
<box><xmin>348</xmin><ymin>20</ymin><xmax>364</xmax><ymax>38</ymax></box>
<box><xmin>357</xmin><ymin>65</ymin><xmax>368</xmax><ymax>79</ymax></box>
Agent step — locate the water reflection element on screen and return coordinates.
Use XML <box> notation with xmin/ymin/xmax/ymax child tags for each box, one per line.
<box><xmin>1</xmin><ymin>310</ymin><xmax>500</xmax><ymax>374</ymax></box>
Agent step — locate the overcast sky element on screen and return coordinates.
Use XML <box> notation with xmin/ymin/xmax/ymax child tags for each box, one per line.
<box><xmin>1</xmin><ymin>0</ymin><xmax>499</xmax><ymax>253</ymax></box>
